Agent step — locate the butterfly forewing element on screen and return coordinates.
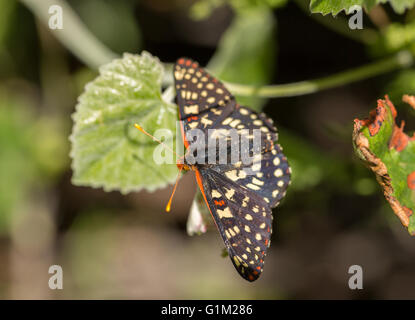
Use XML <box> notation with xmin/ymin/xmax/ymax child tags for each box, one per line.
<box><xmin>174</xmin><ymin>58</ymin><xmax>235</xmax><ymax>124</ymax></box>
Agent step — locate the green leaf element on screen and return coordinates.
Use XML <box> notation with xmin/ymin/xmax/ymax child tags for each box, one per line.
<box><xmin>70</xmin><ymin>52</ymin><xmax>179</xmax><ymax>194</ymax></box>
<box><xmin>310</xmin><ymin>0</ymin><xmax>415</xmax><ymax>15</ymax></box>
<box><xmin>353</xmin><ymin>95</ymin><xmax>415</xmax><ymax>235</ymax></box>
<box><xmin>207</xmin><ymin>8</ymin><xmax>276</xmax><ymax>111</ymax></box>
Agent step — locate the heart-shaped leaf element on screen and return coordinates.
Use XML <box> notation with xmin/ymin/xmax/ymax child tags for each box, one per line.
<box><xmin>70</xmin><ymin>52</ymin><xmax>178</xmax><ymax>194</ymax></box>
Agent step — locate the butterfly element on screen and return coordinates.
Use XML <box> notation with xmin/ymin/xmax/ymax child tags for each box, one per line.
<box><xmin>169</xmin><ymin>58</ymin><xmax>291</xmax><ymax>282</ymax></box>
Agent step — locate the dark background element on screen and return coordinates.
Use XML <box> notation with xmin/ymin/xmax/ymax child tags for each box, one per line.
<box><xmin>1</xmin><ymin>0</ymin><xmax>415</xmax><ymax>299</ymax></box>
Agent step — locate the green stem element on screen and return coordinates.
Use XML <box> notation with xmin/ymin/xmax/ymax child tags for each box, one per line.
<box><xmin>20</xmin><ymin>0</ymin><xmax>118</xmax><ymax>69</ymax></box>
<box><xmin>225</xmin><ymin>50</ymin><xmax>413</xmax><ymax>98</ymax></box>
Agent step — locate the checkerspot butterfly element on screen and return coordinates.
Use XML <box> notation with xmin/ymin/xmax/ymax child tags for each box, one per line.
<box><xmin>136</xmin><ymin>58</ymin><xmax>291</xmax><ymax>282</ymax></box>
<box><xmin>173</xmin><ymin>58</ymin><xmax>291</xmax><ymax>282</ymax></box>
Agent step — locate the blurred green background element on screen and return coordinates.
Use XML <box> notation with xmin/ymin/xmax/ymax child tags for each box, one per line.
<box><xmin>1</xmin><ymin>0</ymin><xmax>415</xmax><ymax>299</ymax></box>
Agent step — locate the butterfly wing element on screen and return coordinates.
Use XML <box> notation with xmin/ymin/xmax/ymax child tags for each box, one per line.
<box><xmin>174</xmin><ymin>58</ymin><xmax>236</xmax><ymax>131</ymax></box>
<box><xmin>204</xmin><ymin>104</ymin><xmax>291</xmax><ymax>208</ymax></box>
<box><xmin>197</xmin><ymin>168</ymin><xmax>272</xmax><ymax>282</ymax></box>
<box><xmin>211</xmin><ymin>143</ymin><xmax>291</xmax><ymax>208</ymax></box>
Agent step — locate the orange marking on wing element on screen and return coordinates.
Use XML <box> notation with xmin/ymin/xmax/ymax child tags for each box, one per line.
<box><xmin>214</xmin><ymin>200</ymin><xmax>225</xmax><ymax>206</ymax></box>
<box><xmin>192</xmin><ymin>62</ymin><xmax>198</xmax><ymax>68</ymax></box>
<box><xmin>178</xmin><ymin>58</ymin><xmax>185</xmax><ymax>65</ymax></box>
<box><xmin>256</xmin><ymin>266</ymin><xmax>261</xmax><ymax>271</ymax></box>
<box><xmin>185</xmin><ymin>60</ymin><xmax>191</xmax><ymax>66</ymax></box>
<box><xmin>265</xmin><ymin>239</ymin><xmax>269</xmax><ymax>246</ymax></box>
<box><xmin>248</xmin><ymin>274</ymin><xmax>255</xmax><ymax>281</ymax></box>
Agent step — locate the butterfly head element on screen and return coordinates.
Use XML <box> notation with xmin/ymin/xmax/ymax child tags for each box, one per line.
<box><xmin>176</xmin><ymin>161</ymin><xmax>191</xmax><ymax>171</ymax></box>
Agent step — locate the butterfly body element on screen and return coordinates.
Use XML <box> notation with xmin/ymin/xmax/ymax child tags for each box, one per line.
<box><xmin>174</xmin><ymin>58</ymin><xmax>290</xmax><ymax>281</ymax></box>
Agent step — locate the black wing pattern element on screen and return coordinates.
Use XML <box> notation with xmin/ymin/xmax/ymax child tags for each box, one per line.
<box><xmin>205</xmin><ymin>104</ymin><xmax>291</xmax><ymax>208</ymax></box>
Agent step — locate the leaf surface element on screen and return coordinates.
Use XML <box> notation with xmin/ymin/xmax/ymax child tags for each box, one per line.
<box><xmin>70</xmin><ymin>52</ymin><xmax>178</xmax><ymax>194</ymax></box>
<box><xmin>353</xmin><ymin>95</ymin><xmax>415</xmax><ymax>234</ymax></box>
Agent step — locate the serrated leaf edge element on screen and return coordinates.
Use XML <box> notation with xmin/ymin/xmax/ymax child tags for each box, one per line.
<box><xmin>69</xmin><ymin>51</ymin><xmax>178</xmax><ymax>194</ymax></box>
<box><xmin>353</xmin><ymin>96</ymin><xmax>415</xmax><ymax>234</ymax></box>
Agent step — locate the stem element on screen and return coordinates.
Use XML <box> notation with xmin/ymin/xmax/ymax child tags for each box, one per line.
<box><xmin>224</xmin><ymin>50</ymin><xmax>413</xmax><ymax>98</ymax></box>
<box><xmin>20</xmin><ymin>0</ymin><xmax>118</xmax><ymax>69</ymax></box>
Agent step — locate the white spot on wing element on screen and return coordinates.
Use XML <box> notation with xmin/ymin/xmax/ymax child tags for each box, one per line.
<box><xmin>274</xmin><ymin>169</ymin><xmax>283</xmax><ymax>177</ymax></box>
<box><xmin>211</xmin><ymin>190</ymin><xmax>221</xmax><ymax>198</ymax></box>
<box><xmin>217</xmin><ymin>207</ymin><xmax>233</xmax><ymax>218</ymax></box>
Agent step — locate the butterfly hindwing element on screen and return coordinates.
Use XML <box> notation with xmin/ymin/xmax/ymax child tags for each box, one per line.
<box><xmin>211</xmin><ymin>143</ymin><xmax>291</xmax><ymax>208</ymax></box>
<box><xmin>198</xmin><ymin>168</ymin><xmax>272</xmax><ymax>282</ymax></box>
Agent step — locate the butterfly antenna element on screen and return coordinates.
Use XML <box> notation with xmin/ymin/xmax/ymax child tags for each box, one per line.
<box><xmin>165</xmin><ymin>165</ymin><xmax>183</xmax><ymax>212</ymax></box>
<box><xmin>134</xmin><ymin>124</ymin><xmax>179</xmax><ymax>157</ymax></box>
<box><xmin>134</xmin><ymin>123</ymin><xmax>184</xmax><ymax>213</ymax></box>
